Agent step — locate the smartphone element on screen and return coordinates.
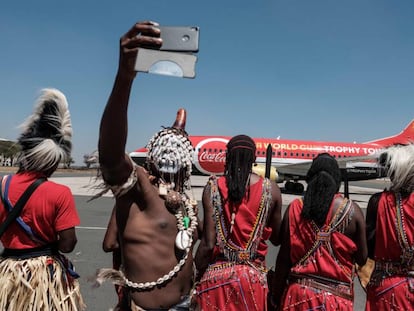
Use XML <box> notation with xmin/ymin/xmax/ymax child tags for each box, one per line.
<box><xmin>159</xmin><ymin>26</ymin><xmax>199</xmax><ymax>53</ymax></box>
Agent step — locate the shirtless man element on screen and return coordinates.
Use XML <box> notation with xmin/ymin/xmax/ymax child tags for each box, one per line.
<box><xmin>97</xmin><ymin>21</ymin><xmax>198</xmax><ymax>310</ymax></box>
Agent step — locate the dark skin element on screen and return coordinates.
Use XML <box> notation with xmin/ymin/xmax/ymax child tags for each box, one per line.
<box><xmin>194</xmin><ymin>171</ymin><xmax>283</xmax><ymax>282</ymax></box>
<box><xmin>58</xmin><ymin>228</ymin><xmax>78</xmax><ymax>253</ymax></box>
<box><xmin>98</xmin><ymin>21</ymin><xmax>197</xmax><ymax>309</ymax></box>
<box><xmin>103</xmin><ymin>205</ymin><xmax>119</xmax><ymax>253</ymax></box>
<box><xmin>271</xmin><ymin>196</ymin><xmax>367</xmax><ymax>310</ymax></box>
<box><xmin>365</xmin><ymin>192</ymin><xmax>381</xmax><ymax>258</ymax></box>
<box><xmin>103</xmin><ymin>205</ymin><xmax>128</xmax><ymax>310</ymax></box>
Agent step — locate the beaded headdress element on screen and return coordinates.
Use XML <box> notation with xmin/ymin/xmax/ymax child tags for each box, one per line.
<box><xmin>146</xmin><ymin>108</ymin><xmax>194</xmax><ymax>189</ymax></box>
<box><xmin>17</xmin><ymin>88</ymin><xmax>72</xmax><ymax>172</ymax></box>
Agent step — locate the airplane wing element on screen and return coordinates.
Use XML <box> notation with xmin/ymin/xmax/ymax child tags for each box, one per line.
<box><xmin>275</xmin><ymin>161</ymin><xmax>313</xmax><ymax>179</ymax></box>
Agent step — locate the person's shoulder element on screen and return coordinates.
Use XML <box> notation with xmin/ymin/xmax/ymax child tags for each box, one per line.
<box><xmin>367</xmin><ymin>191</ymin><xmax>384</xmax><ymax>204</ymax></box>
<box><xmin>43</xmin><ymin>179</ymin><xmax>72</xmax><ymax>193</ymax></box>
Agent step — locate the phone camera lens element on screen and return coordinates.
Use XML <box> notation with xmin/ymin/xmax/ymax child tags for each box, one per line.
<box><xmin>182</xmin><ymin>35</ymin><xmax>190</xmax><ymax>42</ymax></box>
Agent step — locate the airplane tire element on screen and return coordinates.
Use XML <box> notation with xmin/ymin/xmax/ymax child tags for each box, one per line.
<box><xmin>294</xmin><ymin>182</ymin><xmax>304</xmax><ymax>194</ymax></box>
<box><xmin>285</xmin><ymin>181</ymin><xmax>294</xmax><ymax>192</ymax></box>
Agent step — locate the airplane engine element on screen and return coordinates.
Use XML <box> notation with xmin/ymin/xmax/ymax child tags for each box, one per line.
<box><xmin>252</xmin><ymin>163</ymin><xmax>279</xmax><ymax>181</ymax></box>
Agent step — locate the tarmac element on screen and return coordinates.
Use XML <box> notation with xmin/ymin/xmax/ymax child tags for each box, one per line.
<box><xmin>3</xmin><ymin>169</ymin><xmax>387</xmax><ymax>310</ymax></box>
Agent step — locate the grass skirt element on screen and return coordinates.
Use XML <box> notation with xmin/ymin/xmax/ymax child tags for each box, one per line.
<box><xmin>0</xmin><ymin>255</ymin><xmax>86</xmax><ymax>311</ymax></box>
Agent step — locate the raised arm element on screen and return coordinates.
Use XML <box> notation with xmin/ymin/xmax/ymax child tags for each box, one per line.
<box><xmin>98</xmin><ymin>21</ymin><xmax>162</xmax><ymax>185</ymax></box>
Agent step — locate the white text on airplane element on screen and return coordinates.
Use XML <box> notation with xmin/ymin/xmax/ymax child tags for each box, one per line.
<box><xmin>199</xmin><ymin>151</ymin><xmax>226</xmax><ymax>162</ymax></box>
<box><xmin>256</xmin><ymin>142</ymin><xmax>380</xmax><ymax>155</ymax></box>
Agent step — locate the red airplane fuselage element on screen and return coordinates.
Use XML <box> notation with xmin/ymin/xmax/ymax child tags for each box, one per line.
<box><xmin>130</xmin><ymin>119</ymin><xmax>414</xmax><ymax>183</ymax></box>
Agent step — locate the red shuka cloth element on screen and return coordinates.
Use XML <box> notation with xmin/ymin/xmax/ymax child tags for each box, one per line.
<box><xmin>281</xmin><ymin>194</ymin><xmax>356</xmax><ymax>311</ymax></box>
<box><xmin>366</xmin><ymin>191</ymin><xmax>414</xmax><ymax>310</ymax></box>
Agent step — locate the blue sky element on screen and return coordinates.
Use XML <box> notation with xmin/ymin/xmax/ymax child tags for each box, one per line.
<box><xmin>1</xmin><ymin>0</ymin><xmax>413</xmax><ymax>166</ymax></box>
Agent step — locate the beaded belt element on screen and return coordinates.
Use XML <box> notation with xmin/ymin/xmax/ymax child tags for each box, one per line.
<box><xmin>289</xmin><ymin>273</ymin><xmax>353</xmax><ymax>300</ymax></box>
<box><xmin>375</xmin><ymin>261</ymin><xmax>414</xmax><ymax>277</ymax></box>
<box><xmin>2</xmin><ymin>244</ymin><xmax>58</xmax><ymax>259</ymax></box>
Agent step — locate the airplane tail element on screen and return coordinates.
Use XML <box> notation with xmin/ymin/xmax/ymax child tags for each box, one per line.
<box><xmin>365</xmin><ymin>119</ymin><xmax>414</xmax><ymax>147</ymax></box>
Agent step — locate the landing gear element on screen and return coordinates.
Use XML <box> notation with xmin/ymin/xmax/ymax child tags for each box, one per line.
<box><xmin>284</xmin><ymin>181</ymin><xmax>304</xmax><ymax>194</ymax></box>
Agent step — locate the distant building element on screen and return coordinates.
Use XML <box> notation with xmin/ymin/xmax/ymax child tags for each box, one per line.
<box><xmin>84</xmin><ymin>150</ymin><xmax>99</xmax><ymax>168</ymax></box>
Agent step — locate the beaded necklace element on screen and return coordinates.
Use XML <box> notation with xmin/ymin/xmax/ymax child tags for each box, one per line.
<box><xmin>395</xmin><ymin>192</ymin><xmax>414</xmax><ymax>265</ymax></box>
<box><xmin>296</xmin><ymin>197</ymin><xmax>352</xmax><ymax>267</ymax></box>
<box><xmin>210</xmin><ymin>175</ymin><xmax>272</xmax><ymax>263</ymax></box>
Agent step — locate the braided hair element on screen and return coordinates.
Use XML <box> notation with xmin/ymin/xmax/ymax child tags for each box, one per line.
<box><xmin>225</xmin><ymin>135</ymin><xmax>256</xmax><ymax>203</ymax></box>
<box><xmin>301</xmin><ymin>153</ymin><xmax>342</xmax><ymax>227</ymax></box>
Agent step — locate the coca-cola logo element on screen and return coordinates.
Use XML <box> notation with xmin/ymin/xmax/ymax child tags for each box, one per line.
<box><xmin>194</xmin><ymin>138</ymin><xmax>229</xmax><ymax>175</ymax></box>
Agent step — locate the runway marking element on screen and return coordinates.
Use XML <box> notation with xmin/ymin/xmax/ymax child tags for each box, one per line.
<box><xmin>76</xmin><ymin>226</ymin><xmax>107</xmax><ymax>230</ymax></box>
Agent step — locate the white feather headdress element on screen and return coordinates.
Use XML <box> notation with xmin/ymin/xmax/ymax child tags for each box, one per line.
<box><xmin>17</xmin><ymin>88</ymin><xmax>72</xmax><ymax>172</ymax></box>
<box><xmin>382</xmin><ymin>144</ymin><xmax>414</xmax><ymax>193</ymax></box>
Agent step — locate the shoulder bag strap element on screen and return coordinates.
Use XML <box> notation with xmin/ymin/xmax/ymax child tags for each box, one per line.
<box><xmin>0</xmin><ymin>177</ymin><xmax>46</xmax><ymax>238</ymax></box>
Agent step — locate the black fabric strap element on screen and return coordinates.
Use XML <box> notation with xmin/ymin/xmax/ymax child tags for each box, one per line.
<box><xmin>0</xmin><ymin>177</ymin><xmax>46</xmax><ymax>238</ymax></box>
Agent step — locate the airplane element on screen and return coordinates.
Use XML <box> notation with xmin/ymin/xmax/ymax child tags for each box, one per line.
<box><xmin>129</xmin><ymin>119</ymin><xmax>414</xmax><ymax>194</ymax></box>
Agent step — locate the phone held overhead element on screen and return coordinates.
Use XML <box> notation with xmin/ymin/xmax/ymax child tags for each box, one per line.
<box><xmin>135</xmin><ymin>25</ymin><xmax>200</xmax><ymax>79</ymax></box>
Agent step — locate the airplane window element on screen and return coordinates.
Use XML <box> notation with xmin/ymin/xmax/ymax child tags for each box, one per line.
<box><xmin>290</xmin><ymin>153</ymin><xmax>293</xmax><ymax>156</ymax></box>
<box><xmin>262</xmin><ymin>151</ymin><xmax>265</xmax><ymax>155</ymax></box>
<box><xmin>209</xmin><ymin>149</ymin><xmax>212</xmax><ymax>152</ymax></box>
<box><xmin>278</xmin><ymin>152</ymin><xmax>281</xmax><ymax>156</ymax></box>
<box><xmin>284</xmin><ymin>152</ymin><xmax>287</xmax><ymax>156</ymax></box>
<box><xmin>306</xmin><ymin>153</ymin><xmax>310</xmax><ymax>157</ymax></box>
<box><xmin>272</xmin><ymin>152</ymin><xmax>275</xmax><ymax>156</ymax></box>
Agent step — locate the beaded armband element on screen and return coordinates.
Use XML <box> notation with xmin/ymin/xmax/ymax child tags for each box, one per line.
<box><xmin>109</xmin><ymin>163</ymin><xmax>139</xmax><ymax>198</ymax></box>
